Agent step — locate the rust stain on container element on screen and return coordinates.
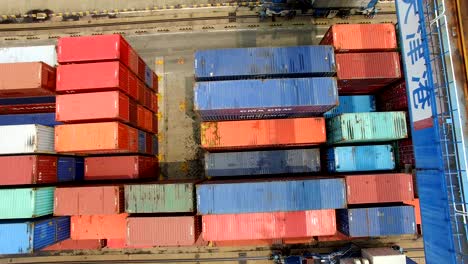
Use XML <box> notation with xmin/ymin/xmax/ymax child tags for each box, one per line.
<box><xmin>0</xmin><ymin>62</ymin><xmax>55</xmax><ymax>98</ymax></box>
<box><xmin>201</xmin><ymin>117</ymin><xmax>326</xmax><ymax>150</ymax></box>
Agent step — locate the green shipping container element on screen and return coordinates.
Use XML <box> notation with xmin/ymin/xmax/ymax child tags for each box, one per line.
<box><xmin>125</xmin><ymin>182</ymin><xmax>195</xmax><ymax>213</ymax></box>
<box><xmin>327</xmin><ymin>112</ymin><xmax>408</xmax><ymax>144</ymax></box>
<box><xmin>0</xmin><ymin>187</ymin><xmax>54</xmax><ymax>219</ymax></box>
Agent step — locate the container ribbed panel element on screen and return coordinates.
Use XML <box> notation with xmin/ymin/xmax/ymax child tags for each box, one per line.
<box><xmin>0</xmin><ymin>222</ymin><xmax>32</xmax><ymax>254</ymax></box>
<box><xmin>36</xmin><ymin>125</ymin><xmax>55</xmax><ymax>153</ymax></box>
<box><xmin>32</xmin><ymin>187</ymin><xmax>54</xmax><ymax>217</ymax></box>
<box><xmin>0</xmin><ymin>189</ymin><xmax>34</xmax><ymax>219</ymax></box>
<box><xmin>0</xmin><ymin>125</ymin><xmax>54</xmax><ymax>154</ymax></box>
<box><xmin>327</xmin><ymin>145</ymin><xmax>395</xmax><ymax>172</ymax></box>
<box><xmin>33</xmin><ymin>218</ymin><xmax>55</xmax><ymax>250</ymax></box>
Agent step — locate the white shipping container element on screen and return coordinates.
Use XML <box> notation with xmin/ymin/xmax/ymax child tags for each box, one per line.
<box><xmin>361</xmin><ymin>248</ymin><xmax>405</xmax><ymax>264</ymax></box>
<box><xmin>0</xmin><ymin>46</ymin><xmax>57</xmax><ymax>67</ymax></box>
<box><xmin>0</xmin><ymin>125</ymin><xmax>55</xmax><ymax>154</ymax></box>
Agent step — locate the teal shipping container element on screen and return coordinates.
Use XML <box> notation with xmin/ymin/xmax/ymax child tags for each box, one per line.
<box><xmin>327</xmin><ymin>112</ymin><xmax>407</xmax><ymax>144</ymax></box>
<box><xmin>0</xmin><ymin>187</ymin><xmax>54</xmax><ymax>219</ymax></box>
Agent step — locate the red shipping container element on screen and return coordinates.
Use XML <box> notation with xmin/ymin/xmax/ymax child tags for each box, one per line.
<box><xmin>345</xmin><ymin>173</ymin><xmax>414</xmax><ymax>204</ymax></box>
<box><xmin>128</xmin><ymin>72</ymin><xmax>138</xmax><ymax>100</ymax></box>
<box><xmin>150</xmin><ymin>93</ymin><xmax>158</xmax><ymax>113</ymax></box>
<box><xmin>202</xmin><ymin>210</ymin><xmax>336</xmax><ymax>241</ymax></box>
<box><xmin>137</xmin><ymin>80</ymin><xmax>146</xmax><ymax>105</ymax></box>
<box><xmin>71</xmin><ymin>214</ymin><xmax>127</xmax><ymax>239</ymax></box>
<box><xmin>0</xmin><ymin>103</ymin><xmax>55</xmax><ymax>114</ymax></box>
<box><xmin>152</xmin><ymin>114</ymin><xmax>158</xmax><ymax>134</ymax></box>
<box><xmin>336</xmin><ymin>52</ymin><xmax>402</xmax><ymax>94</ymax></box>
<box><xmin>377</xmin><ymin>81</ymin><xmax>408</xmax><ymax>111</ymax></box>
<box><xmin>56</xmin><ymin>61</ymin><xmax>138</xmax><ymax>99</ymax></box>
<box><xmin>58</xmin><ymin>35</ymin><xmax>131</xmax><ymax>66</ymax></box>
<box><xmin>54</xmin><ymin>186</ymin><xmax>124</xmax><ymax>215</ymax></box>
<box><xmin>316</xmin><ymin>232</ymin><xmax>351</xmax><ymax>242</ymax></box>
<box><xmin>398</xmin><ymin>138</ymin><xmax>416</xmax><ymax>168</ymax></box>
<box><xmin>138</xmin><ymin>57</ymin><xmax>146</xmax><ymax>81</ymax></box>
<box><xmin>201</xmin><ymin>117</ymin><xmax>326</xmax><ymax>150</ymax></box>
<box><xmin>42</xmin><ymin>239</ymin><xmax>105</xmax><ymax>251</ymax></box>
<box><xmin>128</xmin><ymin>47</ymin><xmax>139</xmax><ymax>75</ymax></box>
<box><xmin>0</xmin><ymin>155</ymin><xmax>57</xmax><ymax>185</ymax></box>
<box><xmin>85</xmin><ymin>155</ymin><xmax>156</xmax><ymax>180</ymax></box>
<box><xmin>137</xmin><ymin>105</ymin><xmax>153</xmax><ymax>132</ymax></box>
<box><xmin>320</xmin><ymin>24</ymin><xmax>397</xmax><ymax>52</ymax></box>
<box><xmin>144</xmin><ymin>88</ymin><xmax>152</xmax><ymax>110</ymax></box>
<box><xmin>0</xmin><ymin>62</ymin><xmax>56</xmax><ymax>98</ymax></box>
<box><xmin>127</xmin><ymin>216</ymin><xmax>199</xmax><ymax>247</ymax></box>
<box><xmin>56</xmin><ymin>91</ymin><xmax>130</xmax><ymax>123</ymax></box>
<box><xmin>55</xmin><ymin>122</ymin><xmax>138</xmax><ymax>154</ymax></box>
<box><xmin>129</xmin><ymin>99</ymin><xmax>138</xmax><ymax>126</ymax></box>
<box><xmin>152</xmin><ymin>72</ymin><xmax>158</xmax><ymax>93</ymax></box>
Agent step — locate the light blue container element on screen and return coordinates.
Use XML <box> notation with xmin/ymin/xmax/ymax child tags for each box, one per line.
<box><xmin>0</xmin><ymin>216</ymin><xmax>70</xmax><ymax>254</ymax></box>
<box><xmin>337</xmin><ymin>206</ymin><xmax>416</xmax><ymax>237</ymax></box>
<box><xmin>205</xmin><ymin>148</ymin><xmax>321</xmax><ymax>177</ymax></box>
<box><xmin>197</xmin><ymin>178</ymin><xmax>346</xmax><ymax>214</ymax></box>
<box><xmin>324</xmin><ymin>95</ymin><xmax>376</xmax><ymax>118</ymax></box>
<box><xmin>327</xmin><ymin>112</ymin><xmax>408</xmax><ymax>144</ymax></box>
<box><xmin>0</xmin><ymin>187</ymin><xmax>55</xmax><ymax>219</ymax></box>
<box><xmin>327</xmin><ymin>145</ymin><xmax>395</xmax><ymax>172</ymax></box>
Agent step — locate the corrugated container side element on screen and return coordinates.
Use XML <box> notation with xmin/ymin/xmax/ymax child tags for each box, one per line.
<box><xmin>194</xmin><ymin>46</ymin><xmax>336</xmax><ymax>81</ymax></box>
<box><xmin>54</xmin><ymin>186</ymin><xmax>123</xmax><ymax>215</ymax></box>
<box><xmin>0</xmin><ymin>62</ymin><xmax>55</xmax><ymax>98</ymax></box>
<box><xmin>0</xmin><ymin>45</ymin><xmax>57</xmax><ymax>66</ymax></box>
<box><xmin>196</xmin><ymin>178</ymin><xmax>346</xmax><ymax>214</ymax></box>
<box><xmin>0</xmin><ymin>221</ymin><xmax>32</xmax><ymax>254</ymax></box>
<box><xmin>0</xmin><ymin>125</ymin><xmax>55</xmax><ymax>154</ymax></box>
<box><xmin>398</xmin><ymin>138</ymin><xmax>416</xmax><ymax>168</ymax></box>
<box><xmin>42</xmin><ymin>239</ymin><xmax>105</xmax><ymax>251</ymax></box>
<box><xmin>55</xmin><ymin>122</ymin><xmax>137</xmax><ymax>154</ymax></box>
<box><xmin>327</xmin><ymin>112</ymin><xmax>408</xmax><ymax>144</ymax></box>
<box><xmin>324</xmin><ymin>95</ymin><xmax>376</xmax><ymax>118</ymax></box>
<box><xmin>345</xmin><ymin>174</ymin><xmax>414</xmax><ymax>204</ymax></box>
<box><xmin>57</xmin><ymin>35</ymin><xmax>130</xmax><ymax>66</ymax></box>
<box><xmin>33</xmin><ymin>218</ymin><xmax>58</xmax><ymax>250</ymax></box>
<box><xmin>0</xmin><ymin>155</ymin><xmax>57</xmax><ymax>185</ymax></box>
<box><xmin>202</xmin><ymin>210</ymin><xmax>336</xmax><ymax>241</ymax></box>
<box><xmin>33</xmin><ymin>187</ymin><xmax>55</xmax><ymax>218</ymax></box>
<box><xmin>125</xmin><ymin>183</ymin><xmax>195</xmax><ymax>213</ymax></box>
<box><xmin>194</xmin><ymin>78</ymin><xmax>338</xmax><ymax>121</ymax></box>
<box><xmin>55</xmin><ymin>216</ymin><xmax>71</xmax><ymax>242</ymax></box>
<box><xmin>138</xmin><ymin>130</ymin><xmax>146</xmax><ymax>153</ymax></box>
<box><xmin>56</xmin><ymin>91</ymin><xmax>130</xmax><ymax>123</ymax></box>
<box><xmin>201</xmin><ymin>118</ymin><xmax>326</xmax><ymax>150</ymax></box>
<box><xmin>205</xmin><ymin>148</ymin><xmax>320</xmax><ymax>177</ymax></box>
<box><xmin>71</xmin><ymin>214</ymin><xmax>127</xmax><ymax>239</ymax></box>
<box><xmin>0</xmin><ymin>113</ymin><xmax>59</xmax><ymax>126</ymax></box>
<box><xmin>337</xmin><ymin>206</ymin><xmax>416</xmax><ymax>237</ymax></box>
<box><xmin>57</xmin><ymin>157</ymin><xmax>84</xmax><ymax>182</ymax></box>
<box><xmin>152</xmin><ymin>72</ymin><xmax>158</xmax><ymax>92</ymax></box>
<box><xmin>85</xmin><ymin>156</ymin><xmax>156</xmax><ymax>180</ymax></box>
<box><xmin>0</xmin><ymin>187</ymin><xmax>54</xmax><ymax>219</ymax></box>
<box><xmin>320</xmin><ymin>24</ymin><xmax>397</xmax><ymax>52</ymax></box>
<box><xmin>327</xmin><ymin>145</ymin><xmax>395</xmax><ymax>172</ymax></box>
<box><xmin>377</xmin><ymin>81</ymin><xmax>408</xmax><ymax>111</ymax></box>
<box><xmin>336</xmin><ymin>52</ymin><xmax>402</xmax><ymax>94</ymax></box>
<box><xmin>127</xmin><ymin>216</ymin><xmax>198</xmax><ymax>246</ymax></box>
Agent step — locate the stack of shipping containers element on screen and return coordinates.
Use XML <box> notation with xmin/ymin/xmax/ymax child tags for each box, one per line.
<box><xmin>320</xmin><ymin>24</ymin><xmax>418</xmax><ymax>238</ymax></box>
<box><xmin>0</xmin><ymin>47</ymin><xmax>72</xmax><ymax>253</ymax></box>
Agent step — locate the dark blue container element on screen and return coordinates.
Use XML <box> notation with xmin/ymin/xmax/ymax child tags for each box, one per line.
<box><xmin>195</xmin><ymin>78</ymin><xmax>338</xmax><ymax>121</ymax></box>
<box><xmin>57</xmin><ymin>157</ymin><xmax>84</xmax><ymax>182</ymax></box>
<box><xmin>145</xmin><ymin>65</ymin><xmax>153</xmax><ymax>89</ymax></box>
<box><xmin>0</xmin><ymin>96</ymin><xmax>55</xmax><ymax>105</ymax></box>
<box><xmin>0</xmin><ymin>216</ymin><xmax>70</xmax><ymax>254</ymax></box>
<box><xmin>337</xmin><ymin>206</ymin><xmax>416</xmax><ymax>237</ymax></box>
<box><xmin>196</xmin><ymin>178</ymin><xmax>346</xmax><ymax>214</ymax></box>
<box><xmin>327</xmin><ymin>145</ymin><xmax>395</xmax><ymax>172</ymax></box>
<box><xmin>194</xmin><ymin>46</ymin><xmax>336</xmax><ymax>81</ymax></box>
<box><xmin>205</xmin><ymin>148</ymin><xmax>321</xmax><ymax>177</ymax></box>
<box><xmin>0</xmin><ymin>113</ymin><xmax>60</xmax><ymax>126</ymax></box>
<box><xmin>152</xmin><ymin>135</ymin><xmax>158</xmax><ymax>155</ymax></box>
<box><xmin>138</xmin><ymin>130</ymin><xmax>146</xmax><ymax>154</ymax></box>
<box><xmin>324</xmin><ymin>95</ymin><xmax>376</xmax><ymax>118</ymax></box>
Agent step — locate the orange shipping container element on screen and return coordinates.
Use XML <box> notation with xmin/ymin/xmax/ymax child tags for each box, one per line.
<box><xmin>55</xmin><ymin>122</ymin><xmax>138</xmax><ymax>154</ymax></box>
<box><xmin>56</xmin><ymin>91</ymin><xmax>130</xmax><ymax>123</ymax></box>
<box><xmin>0</xmin><ymin>62</ymin><xmax>56</xmax><ymax>98</ymax></box>
<box><xmin>71</xmin><ymin>214</ymin><xmax>127</xmax><ymax>240</ymax></box>
<box><xmin>201</xmin><ymin>118</ymin><xmax>326</xmax><ymax>150</ymax></box>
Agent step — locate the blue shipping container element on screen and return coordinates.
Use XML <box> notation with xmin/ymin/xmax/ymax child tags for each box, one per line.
<box><xmin>195</xmin><ymin>78</ymin><xmax>338</xmax><ymax>121</ymax></box>
<box><xmin>0</xmin><ymin>113</ymin><xmax>60</xmax><ymax>126</ymax></box>
<box><xmin>0</xmin><ymin>96</ymin><xmax>55</xmax><ymax>106</ymax></box>
<box><xmin>138</xmin><ymin>130</ymin><xmax>146</xmax><ymax>153</ymax></box>
<box><xmin>145</xmin><ymin>66</ymin><xmax>153</xmax><ymax>89</ymax></box>
<box><xmin>205</xmin><ymin>148</ymin><xmax>321</xmax><ymax>177</ymax></box>
<box><xmin>0</xmin><ymin>216</ymin><xmax>70</xmax><ymax>254</ymax></box>
<box><xmin>194</xmin><ymin>46</ymin><xmax>336</xmax><ymax>81</ymax></box>
<box><xmin>57</xmin><ymin>157</ymin><xmax>85</xmax><ymax>182</ymax></box>
<box><xmin>152</xmin><ymin>135</ymin><xmax>158</xmax><ymax>155</ymax></box>
<box><xmin>337</xmin><ymin>206</ymin><xmax>416</xmax><ymax>237</ymax></box>
<box><xmin>327</xmin><ymin>145</ymin><xmax>395</xmax><ymax>172</ymax></box>
<box><xmin>196</xmin><ymin>178</ymin><xmax>346</xmax><ymax>214</ymax></box>
<box><xmin>324</xmin><ymin>95</ymin><xmax>376</xmax><ymax>118</ymax></box>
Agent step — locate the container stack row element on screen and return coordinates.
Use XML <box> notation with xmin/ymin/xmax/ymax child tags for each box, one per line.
<box><xmin>0</xmin><ymin>48</ymin><xmax>77</xmax><ymax>254</ymax></box>
<box><xmin>320</xmin><ymin>23</ymin><xmax>419</xmax><ymax>238</ymax></box>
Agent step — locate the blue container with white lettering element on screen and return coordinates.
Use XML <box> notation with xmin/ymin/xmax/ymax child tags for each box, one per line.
<box><xmin>327</xmin><ymin>145</ymin><xmax>395</xmax><ymax>172</ymax></box>
<box><xmin>337</xmin><ymin>206</ymin><xmax>416</xmax><ymax>237</ymax></box>
<box><xmin>194</xmin><ymin>46</ymin><xmax>336</xmax><ymax>81</ymax></box>
<box><xmin>324</xmin><ymin>95</ymin><xmax>376</xmax><ymax>118</ymax></box>
<box><xmin>195</xmin><ymin>78</ymin><xmax>338</xmax><ymax>121</ymax></box>
<box><xmin>0</xmin><ymin>113</ymin><xmax>60</xmax><ymax>126</ymax></box>
<box><xmin>0</xmin><ymin>216</ymin><xmax>70</xmax><ymax>254</ymax></box>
